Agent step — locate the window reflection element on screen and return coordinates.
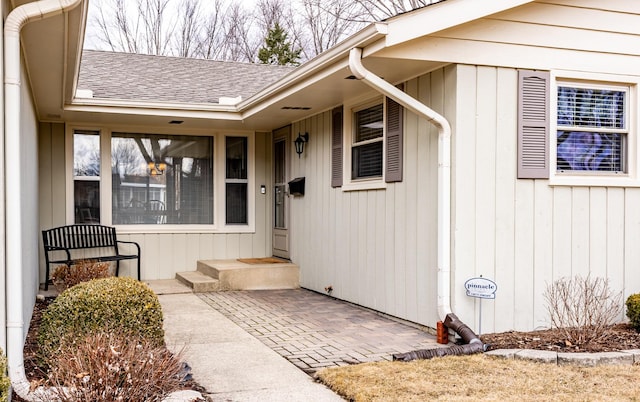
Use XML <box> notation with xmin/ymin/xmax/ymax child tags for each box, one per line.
<box><xmin>74</xmin><ymin>131</ymin><xmax>100</xmax><ymax>223</ymax></box>
<box><xmin>111</xmin><ymin>133</ymin><xmax>213</xmax><ymax>224</ymax></box>
<box><xmin>556</xmin><ymin>86</ymin><xmax>627</xmax><ymax>172</ymax></box>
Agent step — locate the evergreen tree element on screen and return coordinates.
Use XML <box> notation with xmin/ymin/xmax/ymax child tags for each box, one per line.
<box><xmin>258</xmin><ymin>23</ymin><xmax>301</xmax><ymax>66</ymax></box>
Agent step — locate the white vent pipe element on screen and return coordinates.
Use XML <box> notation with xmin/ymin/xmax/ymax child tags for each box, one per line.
<box><xmin>4</xmin><ymin>1</ymin><xmax>83</xmax><ymax>399</ymax></box>
<box><xmin>348</xmin><ymin>47</ymin><xmax>453</xmax><ymax>320</ymax></box>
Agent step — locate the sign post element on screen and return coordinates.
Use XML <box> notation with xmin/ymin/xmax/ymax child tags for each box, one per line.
<box><xmin>464</xmin><ymin>276</ymin><xmax>497</xmax><ymax>335</ymax></box>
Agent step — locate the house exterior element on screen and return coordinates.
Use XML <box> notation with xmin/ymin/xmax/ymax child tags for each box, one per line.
<box><xmin>4</xmin><ymin>0</ymin><xmax>640</xmax><ymax>372</ymax></box>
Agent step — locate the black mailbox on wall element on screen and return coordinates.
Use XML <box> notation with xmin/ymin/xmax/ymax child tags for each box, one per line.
<box><xmin>288</xmin><ymin>177</ymin><xmax>305</xmax><ymax>196</ymax></box>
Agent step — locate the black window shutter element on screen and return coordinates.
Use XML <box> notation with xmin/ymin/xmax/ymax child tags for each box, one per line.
<box><xmin>385</xmin><ymin>85</ymin><xmax>404</xmax><ymax>183</ymax></box>
<box><xmin>331</xmin><ymin>106</ymin><xmax>343</xmax><ymax>187</ymax></box>
<box><xmin>518</xmin><ymin>70</ymin><xmax>550</xmax><ymax>179</ymax></box>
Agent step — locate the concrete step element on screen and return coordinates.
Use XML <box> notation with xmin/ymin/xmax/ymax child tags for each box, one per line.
<box><xmin>145</xmin><ymin>279</ymin><xmax>193</xmax><ymax>295</ymax></box>
<box><xmin>197</xmin><ymin>259</ymin><xmax>299</xmax><ymax>291</ymax></box>
<box><xmin>176</xmin><ymin>270</ymin><xmax>221</xmax><ymax>293</ymax></box>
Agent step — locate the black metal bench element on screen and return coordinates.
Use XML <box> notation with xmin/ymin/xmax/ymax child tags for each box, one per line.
<box><xmin>42</xmin><ymin>224</ymin><xmax>141</xmax><ymax>290</ymax></box>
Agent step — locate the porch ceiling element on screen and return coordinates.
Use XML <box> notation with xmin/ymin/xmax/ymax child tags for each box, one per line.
<box><xmin>240</xmin><ymin>56</ymin><xmax>444</xmax><ymax>131</ymax></box>
<box><xmin>16</xmin><ymin>0</ymin><xmax>86</xmax><ymax>124</ymax></box>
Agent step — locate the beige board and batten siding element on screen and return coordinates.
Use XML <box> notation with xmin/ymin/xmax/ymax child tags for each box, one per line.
<box><xmin>452</xmin><ymin>63</ymin><xmax>639</xmax><ymax>334</ymax></box>
<box><xmin>442</xmin><ymin>0</ymin><xmax>640</xmax><ymax>333</ymax></box>
<box><xmin>292</xmin><ymin>62</ymin><xmax>640</xmax><ymax>334</ymax></box>
<box><xmin>38</xmin><ymin>128</ymin><xmax>273</xmax><ymax>281</ymax></box>
<box><xmin>378</xmin><ymin>0</ymin><xmax>640</xmax><ymax>74</ymax></box>
<box><xmin>364</xmin><ymin>0</ymin><xmax>640</xmax><ymax>333</ymax></box>
<box><xmin>289</xmin><ymin>69</ymin><xmax>444</xmax><ymax>328</ymax></box>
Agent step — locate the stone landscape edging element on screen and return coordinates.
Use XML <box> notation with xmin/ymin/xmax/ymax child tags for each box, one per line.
<box><xmin>485</xmin><ymin>348</ymin><xmax>640</xmax><ymax>366</ymax></box>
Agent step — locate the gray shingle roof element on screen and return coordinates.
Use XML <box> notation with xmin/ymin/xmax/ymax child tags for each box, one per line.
<box><xmin>77</xmin><ymin>50</ymin><xmax>296</xmax><ymax>104</ymax></box>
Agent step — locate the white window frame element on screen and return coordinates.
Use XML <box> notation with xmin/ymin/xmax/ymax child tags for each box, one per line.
<box><xmin>224</xmin><ymin>135</ymin><xmax>250</xmax><ymax>225</ymax></box>
<box><xmin>71</xmin><ymin>130</ymin><xmax>101</xmax><ymax>223</ymax></box>
<box><xmin>550</xmin><ymin>71</ymin><xmax>639</xmax><ymax>187</ymax></box>
<box><xmin>342</xmin><ymin>96</ymin><xmax>388</xmax><ymax>191</ymax></box>
<box><xmin>66</xmin><ymin>126</ymin><xmax>255</xmax><ymax>233</ymax></box>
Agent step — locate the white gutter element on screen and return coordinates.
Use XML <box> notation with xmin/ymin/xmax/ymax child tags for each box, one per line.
<box><xmin>5</xmin><ymin>0</ymin><xmax>84</xmax><ymax>399</ymax></box>
<box><xmin>348</xmin><ymin>47</ymin><xmax>453</xmax><ymax>320</ymax></box>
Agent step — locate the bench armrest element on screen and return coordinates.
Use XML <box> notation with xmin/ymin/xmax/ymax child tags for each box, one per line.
<box><xmin>44</xmin><ymin>246</ymin><xmax>72</xmax><ymax>262</ymax></box>
<box><xmin>117</xmin><ymin>240</ymin><xmax>141</xmax><ymax>255</ymax></box>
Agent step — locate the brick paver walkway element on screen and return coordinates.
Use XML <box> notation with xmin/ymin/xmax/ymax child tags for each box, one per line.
<box><xmin>198</xmin><ymin>289</ymin><xmax>440</xmax><ymax>374</ymax></box>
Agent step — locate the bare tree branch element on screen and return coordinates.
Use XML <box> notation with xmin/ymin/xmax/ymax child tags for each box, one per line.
<box><xmin>137</xmin><ymin>0</ymin><xmax>174</xmax><ymax>55</ymax></box>
<box><xmin>351</xmin><ymin>0</ymin><xmax>438</xmax><ymax>20</ymax></box>
<box><xmin>86</xmin><ymin>0</ymin><xmax>440</xmax><ymax>61</ymax></box>
<box><xmin>174</xmin><ymin>0</ymin><xmax>202</xmax><ymax>57</ymax></box>
<box><xmin>197</xmin><ymin>0</ymin><xmax>225</xmax><ymax>59</ymax></box>
<box><xmin>300</xmin><ymin>0</ymin><xmax>363</xmax><ymax>58</ymax></box>
<box><xmin>220</xmin><ymin>3</ymin><xmax>261</xmax><ymax>62</ymax></box>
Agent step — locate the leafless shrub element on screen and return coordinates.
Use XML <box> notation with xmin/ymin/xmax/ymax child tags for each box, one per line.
<box><xmin>45</xmin><ymin>332</ymin><xmax>185</xmax><ymax>402</ymax></box>
<box><xmin>544</xmin><ymin>274</ymin><xmax>622</xmax><ymax>346</ymax></box>
<box><xmin>51</xmin><ymin>260</ymin><xmax>110</xmax><ymax>291</ymax></box>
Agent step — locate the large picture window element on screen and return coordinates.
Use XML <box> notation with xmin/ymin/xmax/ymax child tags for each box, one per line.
<box><xmin>69</xmin><ymin>128</ymin><xmax>255</xmax><ymax>230</ymax></box>
<box><xmin>556</xmin><ymin>84</ymin><xmax>628</xmax><ymax>173</ymax></box>
<box><xmin>111</xmin><ymin>133</ymin><xmax>213</xmax><ymax>225</ymax></box>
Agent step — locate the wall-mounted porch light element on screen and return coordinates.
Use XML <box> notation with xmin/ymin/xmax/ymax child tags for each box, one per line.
<box><xmin>148</xmin><ymin>161</ymin><xmax>167</xmax><ymax>175</ymax></box>
<box><xmin>294</xmin><ymin>132</ymin><xmax>309</xmax><ymax>158</ymax></box>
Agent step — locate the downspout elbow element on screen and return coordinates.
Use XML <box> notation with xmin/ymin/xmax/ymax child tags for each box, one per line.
<box><xmin>348</xmin><ymin>48</ymin><xmax>452</xmax><ymax>134</ymax></box>
<box><xmin>4</xmin><ymin>0</ymin><xmax>78</xmax><ymax>34</ymax></box>
<box><xmin>348</xmin><ymin>48</ymin><xmax>368</xmax><ymax>81</ymax></box>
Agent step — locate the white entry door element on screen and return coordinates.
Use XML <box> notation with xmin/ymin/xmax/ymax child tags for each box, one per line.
<box><xmin>272</xmin><ymin>126</ymin><xmax>290</xmax><ymax>259</ymax></box>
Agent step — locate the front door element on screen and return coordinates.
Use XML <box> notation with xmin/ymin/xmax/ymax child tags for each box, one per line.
<box><xmin>273</xmin><ymin>126</ymin><xmax>290</xmax><ymax>259</ymax></box>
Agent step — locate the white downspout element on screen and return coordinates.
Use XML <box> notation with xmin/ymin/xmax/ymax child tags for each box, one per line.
<box><xmin>348</xmin><ymin>47</ymin><xmax>453</xmax><ymax>320</ymax></box>
<box><xmin>0</xmin><ymin>0</ymin><xmax>6</xmax><ymax>358</ymax></box>
<box><xmin>5</xmin><ymin>0</ymin><xmax>83</xmax><ymax>399</ymax></box>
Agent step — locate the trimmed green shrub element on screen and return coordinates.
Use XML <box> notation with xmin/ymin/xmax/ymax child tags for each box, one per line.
<box><xmin>38</xmin><ymin>277</ymin><xmax>164</xmax><ymax>364</ymax></box>
<box><xmin>626</xmin><ymin>293</ymin><xmax>640</xmax><ymax>331</ymax></box>
<box><xmin>0</xmin><ymin>348</ymin><xmax>9</xmax><ymax>402</ymax></box>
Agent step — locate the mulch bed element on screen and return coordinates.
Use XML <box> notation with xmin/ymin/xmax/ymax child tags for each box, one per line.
<box><xmin>481</xmin><ymin>323</ymin><xmax>640</xmax><ymax>353</ymax></box>
<box><xmin>14</xmin><ymin>297</ymin><xmax>206</xmax><ymax>401</ymax></box>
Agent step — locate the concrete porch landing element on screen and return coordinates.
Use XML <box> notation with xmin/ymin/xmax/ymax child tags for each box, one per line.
<box><xmin>175</xmin><ymin>258</ymin><xmax>299</xmax><ymax>292</ymax></box>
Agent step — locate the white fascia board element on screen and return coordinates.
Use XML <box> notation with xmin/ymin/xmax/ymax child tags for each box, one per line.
<box><xmin>70</xmin><ymin>97</ymin><xmax>238</xmax><ymax>111</ymax></box>
<box><xmin>69</xmin><ymin>98</ymin><xmax>239</xmax><ymax>112</ymax></box>
<box><xmin>65</xmin><ymin>103</ymin><xmax>244</xmax><ymax>121</ymax></box>
<box><xmin>239</xmin><ymin>22</ymin><xmax>388</xmax><ymax>116</ymax></box>
<box><xmin>385</xmin><ymin>0</ymin><xmax>535</xmax><ymax>47</ymax></box>
<box><xmin>67</xmin><ymin>0</ymin><xmax>89</xmax><ymax>103</ymax></box>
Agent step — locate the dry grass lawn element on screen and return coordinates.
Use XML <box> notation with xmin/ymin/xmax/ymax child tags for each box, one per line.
<box><xmin>315</xmin><ymin>354</ymin><xmax>640</xmax><ymax>401</ymax></box>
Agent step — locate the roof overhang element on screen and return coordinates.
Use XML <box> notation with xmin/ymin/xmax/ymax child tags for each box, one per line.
<box><xmin>63</xmin><ymin>21</ymin><xmax>443</xmax><ymax>131</ymax></box>
<box><xmin>23</xmin><ymin>0</ymin><xmax>537</xmax><ymax>132</ymax></box>
<box><xmin>382</xmin><ymin>0</ymin><xmax>535</xmax><ymax>47</ymax></box>
<box><xmin>15</xmin><ymin>0</ymin><xmax>87</xmax><ymax>122</ymax></box>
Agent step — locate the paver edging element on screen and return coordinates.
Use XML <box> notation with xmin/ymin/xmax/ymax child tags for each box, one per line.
<box><xmin>485</xmin><ymin>348</ymin><xmax>640</xmax><ymax>366</ymax></box>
